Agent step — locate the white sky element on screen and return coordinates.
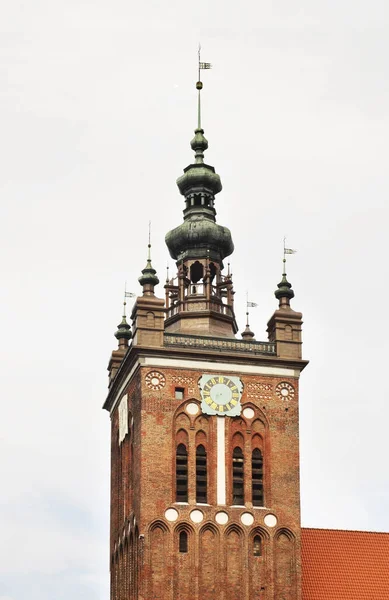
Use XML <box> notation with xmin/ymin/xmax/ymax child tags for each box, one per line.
<box><xmin>1</xmin><ymin>1</ymin><xmax>388</xmax><ymax>598</ymax></box>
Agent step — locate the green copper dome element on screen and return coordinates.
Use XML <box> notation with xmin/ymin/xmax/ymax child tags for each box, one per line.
<box><xmin>166</xmin><ymin>215</ymin><xmax>234</xmax><ymax>262</ymax></box>
<box><xmin>176</xmin><ymin>163</ymin><xmax>222</xmax><ymax>198</ymax></box>
<box><xmin>138</xmin><ymin>256</ymin><xmax>159</xmax><ymax>287</ymax></box>
<box><xmin>275</xmin><ymin>272</ymin><xmax>295</xmax><ymax>301</ymax></box>
<box><xmin>114</xmin><ymin>314</ymin><xmax>132</xmax><ymax>341</ymax></box>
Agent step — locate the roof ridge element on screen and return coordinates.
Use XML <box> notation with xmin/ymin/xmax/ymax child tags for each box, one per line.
<box><xmin>302</xmin><ymin>527</ymin><xmax>389</xmax><ymax>535</ymax></box>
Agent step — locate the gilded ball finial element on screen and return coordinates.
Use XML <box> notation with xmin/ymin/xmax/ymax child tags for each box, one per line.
<box><xmin>196</xmin><ymin>81</ymin><xmax>203</xmax><ymax>90</ymax></box>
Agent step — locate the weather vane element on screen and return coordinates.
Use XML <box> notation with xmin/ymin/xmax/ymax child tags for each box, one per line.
<box><xmin>124</xmin><ymin>281</ymin><xmax>136</xmax><ymax>314</ymax></box>
<box><xmin>196</xmin><ymin>44</ymin><xmax>212</xmax><ymax>129</ymax></box>
<box><xmin>246</xmin><ymin>291</ymin><xmax>258</xmax><ymax>325</ymax></box>
<box><xmin>283</xmin><ymin>237</ymin><xmax>297</xmax><ymax>274</ymax></box>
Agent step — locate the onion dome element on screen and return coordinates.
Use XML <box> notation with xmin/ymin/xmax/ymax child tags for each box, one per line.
<box><xmin>275</xmin><ymin>260</ymin><xmax>295</xmax><ymax>302</ymax></box>
<box><xmin>138</xmin><ymin>244</ymin><xmax>159</xmax><ymax>288</ymax></box>
<box><xmin>166</xmin><ymin>126</ymin><xmax>233</xmax><ymax>263</ymax></box>
<box><xmin>166</xmin><ymin>69</ymin><xmax>234</xmax><ymax>266</ymax></box>
<box><xmin>115</xmin><ymin>309</ymin><xmax>132</xmax><ymax>342</ymax></box>
<box><xmin>166</xmin><ymin>217</ymin><xmax>233</xmax><ymax>263</ymax></box>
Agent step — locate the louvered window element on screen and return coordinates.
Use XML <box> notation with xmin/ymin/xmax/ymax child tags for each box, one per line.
<box><xmin>232</xmin><ymin>447</ymin><xmax>244</xmax><ymax>504</ymax></box>
<box><xmin>196</xmin><ymin>444</ymin><xmax>207</xmax><ymax>503</ymax></box>
<box><xmin>252</xmin><ymin>448</ymin><xmax>264</xmax><ymax>506</ymax></box>
<box><xmin>176</xmin><ymin>443</ymin><xmax>188</xmax><ymax>502</ymax></box>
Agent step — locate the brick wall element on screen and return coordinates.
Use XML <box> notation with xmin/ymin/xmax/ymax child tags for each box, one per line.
<box><xmin>109</xmin><ymin>364</ymin><xmax>302</xmax><ymax>600</ymax></box>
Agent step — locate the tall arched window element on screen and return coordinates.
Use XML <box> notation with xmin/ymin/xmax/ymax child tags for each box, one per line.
<box><xmin>252</xmin><ymin>448</ymin><xmax>264</xmax><ymax>506</ymax></box>
<box><xmin>253</xmin><ymin>535</ymin><xmax>262</xmax><ymax>556</ymax></box>
<box><xmin>179</xmin><ymin>530</ymin><xmax>188</xmax><ymax>553</ymax></box>
<box><xmin>176</xmin><ymin>443</ymin><xmax>188</xmax><ymax>502</ymax></box>
<box><xmin>196</xmin><ymin>444</ymin><xmax>207</xmax><ymax>503</ymax></box>
<box><xmin>232</xmin><ymin>447</ymin><xmax>244</xmax><ymax>505</ymax></box>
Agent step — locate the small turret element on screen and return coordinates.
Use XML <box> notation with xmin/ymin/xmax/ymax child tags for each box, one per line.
<box><xmin>267</xmin><ymin>252</ymin><xmax>302</xmax><ymax>360</ymax></box>
<box><xmin>139</xmin><ymin>241</ymin><xmax>159</xmax><ymax>295</ymax></box>
<box><xmin>131</xmin><ymin>237</ymin><xmax>165</xmax><ymax>347</ymax></box>
<box><xmin>275</xmin><ymin>259</ymin><xmax>295</xmax><ymax>308</ymax></box>
<box><xmin>114</xmin><ymin>302</ymin><xmax>132</xmax><ymax>350</ymax></box>
<box><xmin>108</xmin><ymin>299</ymin><xmax>132</xmax><ymax>386</ymax></box>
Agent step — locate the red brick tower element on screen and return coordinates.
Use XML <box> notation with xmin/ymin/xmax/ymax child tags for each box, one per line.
<box><xmin>104</xmin><ymin>72</ymin><xmax>308</xmax><ymax>600</ymax></box>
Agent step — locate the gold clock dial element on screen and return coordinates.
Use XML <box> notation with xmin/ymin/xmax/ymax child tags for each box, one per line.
<box><xmin>202</xmin><ymin>375</ymin><xmax>240</xmax><ymax>413</ymax></box>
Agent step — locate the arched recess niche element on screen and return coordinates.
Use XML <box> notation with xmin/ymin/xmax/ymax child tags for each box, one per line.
<box><xmin>173</xmin><ymin>523</ymin><xmax>195</xmax><ymax>600</ymax></box>
<box><xmin>274</xmin><ymin>528</ymin><xmax>297</xmax><ymax>600</ymax></box>
<box><xmin>199</xmin><ymin>523</ymin><xmax>220</xmax><ymax>600</ymax></box>
<box><xmin>224</xmin><ymin>524</ymin><xmax>245</xmax><ymax>600</ymax></box>
<box><xmin>249</xmin><ymin>527</ymin><xmax>269</xmax><ymax>599</ymax></box>
<box><xmin>148</xmin><ymin>521</ymin><xmax>170</xmax><ymax>600</ymax></box>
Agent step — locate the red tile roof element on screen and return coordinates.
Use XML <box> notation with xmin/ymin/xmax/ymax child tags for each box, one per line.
<box><xmin>302</xmin><ymin>528</ymin><xmax>389</xmax><ymax>600</ymax></box>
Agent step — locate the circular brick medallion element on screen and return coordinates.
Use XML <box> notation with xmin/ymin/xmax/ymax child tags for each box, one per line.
<box><xmin>240</xmin><ymin>512</ymin><xmax>254</xmax><ymax>526</ymax></box>
<box><xmin>190</xmin><ymin>510</ymin><xmax>204</xmax><ymax>523</ymax></box>
<box><xmin>215</xmin><ymin>511</ymin><xmax>229</xmax><ymax>525</ymax></box>
<box><xmin>165</xmin><ymin>508</ymin><xmax>178</xmax><ymax>522</ymax></box>
<box><xmin>264</xmin><ymin>513</ymin><xmax>277</xmax><ymax>527</ymax></box>
<box><xmin>275</xmin><ymin>382</ymin><xmax>295</xmax><ymax>401</ymax></box>
<box><xmin>145</xmin><ymin>370</ymin><xmax>166</xmax><ymax>391</ymax></box>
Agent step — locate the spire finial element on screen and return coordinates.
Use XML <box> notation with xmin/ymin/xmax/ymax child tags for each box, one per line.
<box><xmin>275</xmin><ymin>238</ymin><xmax>296</xmax><ymax>306</ymax></box>
<box><xmin>191</xmin><ymin>46</ymin><xmax>212</xmax><ymax>164</ymax></box>
<box><xmin>148</xmin><ymin>220</ymin><xmax>152</xmax><ymax>260</ymax></box>
<box><xmin>242</xmin><ymin>293</ymin><xmax>257</xmax><ymax>340</ymax></box>
<box><xmin>197</xmin><ymin>44</ymin><xmax>202</xmax><ymax>130</ymax></box>
<box><xmin>114</xmin><ymin>282</ymin><xmax>132</xmax><ymax>345</ymax></box>
<box><xmin>139</xmin><ymin>223</ymin><xmax>159</xmax><ymax>292</ymax></box>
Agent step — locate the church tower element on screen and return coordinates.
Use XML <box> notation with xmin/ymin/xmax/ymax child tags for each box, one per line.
<box><xmin>104</xmin><ymin>66</ymin><xmax>308</xmax><ymax>600</ymax></box>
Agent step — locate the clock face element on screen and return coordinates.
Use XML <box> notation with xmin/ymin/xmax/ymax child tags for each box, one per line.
<box><xmin>199</xmin><ymin>374</ymin><xmax>243</xmax><ymax>417</ymax></box>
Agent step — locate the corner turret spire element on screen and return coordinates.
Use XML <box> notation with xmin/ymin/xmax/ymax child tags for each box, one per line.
<box><xmin>275</xmin><ymin>242</ymin><xmax>296</xmax><ymax>308</ymax></box>
<box><xmin>114</xmin><ymin>298</ymin><xmax>132</xmax><ymax>347</ymax></box>
<box><xmin>139</xmin><ymin>223</ymin><xmax>159</xmax><ymax>294</ymax></box>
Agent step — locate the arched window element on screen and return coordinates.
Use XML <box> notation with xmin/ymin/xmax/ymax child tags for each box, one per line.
<box><xmin>196</xmin><ymin>444</ymin><xmax>207</xmax><ymax>503</ymax></box>
<box><xmin>232</xmin><ymin>447</ymin><xmax>244</xmax><ymax>505</ymax></box>
<box><xmin>176</xmin><ymin>443</ymin><xmax>188</xmax><ymax>502</ymax></box>
<box><xmin>179</xmin><ymin>530</ymin><xmax>188</xmax><ymax>553</ymax></box>
<box><xmin>209</xmin><ymin>262</ymin><xmax>217</xmax><ymax>282</ymax></box>
<box><xmin>190</xmin><ymin>261</ymin><xmax>203</xmax><ymax>283</ymax></box>
<box><xmin>252</xmin><ymin>448</ymin><xmax>264</xmax><ymax>506</ymax></box>
<box><xmin>253</xmin><ymin>535</ymin><xmax>262</xmax><ymax>556</ymax></box>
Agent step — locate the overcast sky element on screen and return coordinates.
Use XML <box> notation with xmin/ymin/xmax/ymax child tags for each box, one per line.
<box><xmin>1</xmin><ymin>1</ymin><xmax>388</xmax><ymax>598</ymax></box>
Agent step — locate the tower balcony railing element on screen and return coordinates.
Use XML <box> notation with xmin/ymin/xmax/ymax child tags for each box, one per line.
<box><xmin>164</xmin><ymin>332</ymin><xmax>276</xmax><ymax>355</ymax></box>
<box><xmin>166</xmin><ymin>298</ymin><xmax>234</xmax><ymax>319</ymax></box>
